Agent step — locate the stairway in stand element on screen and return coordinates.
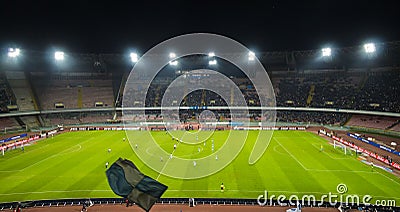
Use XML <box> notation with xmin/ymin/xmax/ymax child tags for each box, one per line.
<box><xmin>306</xmin><ymin>85</ymin><xmax>315</xmax><ymax>107</ymax></box>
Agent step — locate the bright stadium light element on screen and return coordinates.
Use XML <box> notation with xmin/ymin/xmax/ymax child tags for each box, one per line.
<box><xmin>54</xmin><ymin>51</ymin><xmax>64</xmax><ymax>61</ymax></box>
<box><xmin>248</xmin><ymin>51</ymin><xmax>255</xmax><ymax>61</ymax></box>
<box><xmin>169</xmin><ymin>52</ymin><xmax>176</xmax><ymax>59</ymax></box>
<box><xmin>130</xmin><ymin>52</ymin><xmax>138</xmax><ymax>63</ymax></box>
<box><xmin>209</xmin><ymin>59</ymin><xmax>217</xmax><ymax>65</ymax></box>
<box><xmin>169</xmin><ymin>60</ymin><xmax>178</xmax><ymax>66</ymax></box>
<box><xmin>208</xmin><ymin>52</ymin><xmax>215</xmax><ymax>57</ymax></box>
<box><xmin>364</xmin><ymin>43</ymin><xmax>376</xmax><ymax>53</ymax></box>
<box><xmin>321</xmin><ymin>48</ymin><xmax>332</xmax><ymax>57</ymax></box>
<box><xmin>8</xmin><ymin>48</ymin><xmax>20</xmax><ymax>58</ymax></box>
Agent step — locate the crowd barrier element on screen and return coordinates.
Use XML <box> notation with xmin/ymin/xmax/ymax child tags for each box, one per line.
<box><xmin>0</xmin><ymin>197</ymin><xmax>397</xmax><ymax>211</ymax></box>
<box><xmin>0</xmin><ymin>135</ymin><xmax>40</xmax><ymax>151</ymax></box>
<box><xmin>0</xmin><ymin>133</ymin><xmax>27</xmax><ymax>144</ymax></box>
<box><xmin>348</xmin><ymin>133</ymin><xmax>400</xmax><ymax>157</ymax></box>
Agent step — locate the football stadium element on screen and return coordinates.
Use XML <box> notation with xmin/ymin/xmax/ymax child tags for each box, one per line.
<box><xmin>1</xmin><ymin>1</ymin><xmax>400</xmax><ymax>212</ymax></box>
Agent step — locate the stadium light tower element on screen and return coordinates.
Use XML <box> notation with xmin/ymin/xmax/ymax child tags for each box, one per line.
<box><xmin>248</xmin><ymin>51</ymin><xmax>255</xmax><ymax>61</ymax></box>
<box><xmin>8</xmin><ymin>48</ymin><xmax>21</xmax><ymax>58</ymax></box>
<box><xmin>321</xmin><ymin>48</ymin><xmax>332</xmax><ymax>57</ymax></box>
<box><xmin>54</xmin><ymin>51</ymin><xmax>64</xmax><ymax>61</ymax></box>
<box><xmin>130</xmin><ymin>52</ymin><xmax>138</xmax><ymax>63</ymax></box>
<box><xmin>209</xmin><ymin>59</ymin><xmax>217</xmax><ymax>65</ymax></box>
<box><xmin>364</xmin><ymin>43</ymin><xmax>376</xmax><ymax>53</ymax></box>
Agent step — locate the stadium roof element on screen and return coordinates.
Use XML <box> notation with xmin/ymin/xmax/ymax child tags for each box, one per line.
<box><xmin>1</xmin><ymin>0</ymin><xmax>399</xmax><ymax>53</ymax></box>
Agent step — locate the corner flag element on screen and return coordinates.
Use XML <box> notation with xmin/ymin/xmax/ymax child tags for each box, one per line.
<box><xmin>106</xmin><ymin>158</ymin><xmax>168</xmax><ymax>211</ymax></box>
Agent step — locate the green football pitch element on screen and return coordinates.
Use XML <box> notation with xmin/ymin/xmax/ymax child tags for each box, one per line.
<box><xmin>0</xmin><ymin>130</ymin><xmax>399</xmax><ymax>205</ymax></box>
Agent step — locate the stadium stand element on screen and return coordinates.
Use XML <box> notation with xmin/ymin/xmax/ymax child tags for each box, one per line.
<box><xmin>5</xmin><ymin>71</ymin><xmax>37</xmax><ymax>111</ymax></box>
<box><xmin>41</xmin><ymin>111</ymin><xmax>114</xmax><ymax>126</ymax></box>
<box><xmin>29</xmin><ymin>68</ymin><xmax>397</xmax><ymax>128</ymax></box>
<box><xmin>2</xmin><ymin>68</ymin><xmax>399</xmax><ymax>130</ymax></box>
<box><xmin>275</xmin><ymin>76</ymin><xmax>309</xmax><ymax>107</ymax></box>
<box><xmin>0</xmin><ymin>72</ymin><xmax>17</xmax><ymax>113</ymax></box>
<box><xmin>0</xmin><ymin>50</ymin><xmax>399</xmax><ymax>132</ymax></box>
<box><xmin>0</xmin><ymin>117</ymin><xmax>20</xmax><ymax>132</ymax></box>
<box><xmin>310</xmin><ymin>73</ymin><xmax>361</xmax><ymax>108</ymax></box>
<box><xmin>117</xmin><ymin>67</ymin><xmax>400</xmax><ymax>115</ymax></box>
<box><xmin>346</xmin><ymin>115</ymin><xmax>399</xmax><ymax>130</ymax></box>
<box><xmin>32</xmin><ymin>74</ymin><xmax>115</xmax><ymax>109</ymax></box>
<box><xmin>270</xmin><ymin>69</ymin><xmax>400</xmax><ymax>112</ymax></box>
<box><xmin>390</xmin><ymin>122</ymin><xmax>400</xmax><ymax>132</ymax></box>
<box><xmin>35</xmin><ymin>79</ymin><xmax>77</xmax><ymax>109</ymax></box>
<box><xmin>277</xmin><ymin>111</ymin><xmax>349</xmax><ymax>125</ymax></box>
<box><xmin>81</xmin><ymin>80</ymin><xmax>114</xmax><ymax>108</ymax></box>
<box><xmin>204</xmin><ymin>90</ymin><xmax>227</xmax><ymax>106</ymax></box>
<box><xmin>355</xmin><ymin>70</ymin><xmax>400</xmax><ymax>112</ymax></box>
<box><xmin>20</xmin><ymin>116</ymin><xmax>40</xmax><ymax>129</ymax></box>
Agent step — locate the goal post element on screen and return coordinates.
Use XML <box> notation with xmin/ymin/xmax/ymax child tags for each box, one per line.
<box><xmin>333</xmin><ymin>141</ymin><xmax>355</xmax><ymax>156</ymax></box>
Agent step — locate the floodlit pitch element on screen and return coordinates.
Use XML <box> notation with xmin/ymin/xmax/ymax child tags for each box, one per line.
<box><xmin>0</xmin><ymin>130</ymin><xmax>399</xmax><ymax>205</ymax></box>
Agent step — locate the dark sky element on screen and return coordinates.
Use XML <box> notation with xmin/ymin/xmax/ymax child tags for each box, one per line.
<box><xmin>1</xmin><ymin>0</ymin><xmax>399</xmax><ymax>53</ymax></box>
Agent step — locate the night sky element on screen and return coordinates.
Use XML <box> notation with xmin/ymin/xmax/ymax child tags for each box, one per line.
<box><xmin>1</xmin><ymin>0</ymin><xmax>399</xmax><ymax>54</ymax></box>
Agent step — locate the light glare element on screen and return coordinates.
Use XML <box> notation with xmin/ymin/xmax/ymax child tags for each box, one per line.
<box><xmin>169</xmin><ymin>60</ymin><xmax>178</xmax><ymax>66</ymax></box>
<box><xmin>8</xmin><ymin>48</ymin><xmax>20</xmax><ymax>58</ymax></box>
<box><xmin>248</xmin><ymin>51</ymin><xmax>255</xmax><ymax>61</ymax></box>
<box><xmin>364</xmin><ymin>43</ymin><xmax>376</xmax><ymax>53</ymax></box>
<box><xmin>130</xmin><ymin>52</ymin><xmax>138</xmax><ymax>63</ymax></box>
<box><xmin>322</xmin><ymin>48</ymin><xmax>332</xmax><ymax>57</ymax></box>
<box><xmin>54</xmin><ymin>51</ymin><xmax>64</xmax><ymax>61</ymax></box>
<box><xmin>209</xmin><ymin>59</ymin><xmax>217</xmax><ymax>65</ymax></box>
<box><xmin>169</xmin><ymin>52</ymin><xmax>176</xmax><ymax>59</ymax></box>
<box><xmin>208</xmin><ymin>52</ymin><xmax>215</xmax><ymax>57</ymax></box>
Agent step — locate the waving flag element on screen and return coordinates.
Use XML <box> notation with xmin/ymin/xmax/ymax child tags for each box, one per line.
<box><xmin>106</xmin><ymin>158</ymin><xmax>168</xmax><ymax>211</ymax></box>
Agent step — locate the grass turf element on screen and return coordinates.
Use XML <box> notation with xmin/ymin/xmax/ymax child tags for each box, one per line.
<box><xmin>0</xmin><ymin>130</ymin><xmax>399</xmax><ymax>205</ymax></box>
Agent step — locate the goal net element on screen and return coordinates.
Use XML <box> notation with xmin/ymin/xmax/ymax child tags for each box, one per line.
<box><xmin>333</xmin><ymin>140</ymin><xmax>357</xmax><ymax>156</ymax></box>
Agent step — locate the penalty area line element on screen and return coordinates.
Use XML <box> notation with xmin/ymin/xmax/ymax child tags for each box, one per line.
<box><xmin>275</xmin><ymin>138</ymin><xmax>308</xmax><ymax>170</ymax></box>
<box><xmin>1</xmin><ymin>140</ymin><xmax>89</xmax><ymax>173</ymax></box>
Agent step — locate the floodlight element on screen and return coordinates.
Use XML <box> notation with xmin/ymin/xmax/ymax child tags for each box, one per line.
<box><xmin>169</xmin><ymin>60</ymin><xmax>178</xmax><ymax>66</ymax></box>
<box><xmin>364</xmin><ymin>43</ymin><xmax>376</xmax><ymax>53</ymax></box>
<box><xmin>169</xmin><ymin>52</ymin><xmax>176</xmax><ymax>59</ymax></box>
<box><xmin>130</xmin><ymin>52</ymin><xmax>138</xmax><ymax>63</ymax></box>
<box><xmin>54</xmin><ymin>51</ymin><xmax>64</xmax><ymax>61</ymax></box>
<box><xmin>248</xmin><ymin>51</ymin><xmax>255</xmax><ymax>61</ymax></box>
<box><xmin>8</xmin><ymin>48</ymin><xmax>20</xmax><ymax>58</ymax></box>
<box><xmin>209</xmin><ymin>59</ymin><xmax>217</xmax><ymax>65</ymax></box>
<box><xmin>321</xmin><ymin>48</ymin><xmax>332</xmax><ymax>57</ymax></box>
<box><xmin>208</xmin><ymin>52</ymin><xmax>215</xmax><ymax>57</ymax></box>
